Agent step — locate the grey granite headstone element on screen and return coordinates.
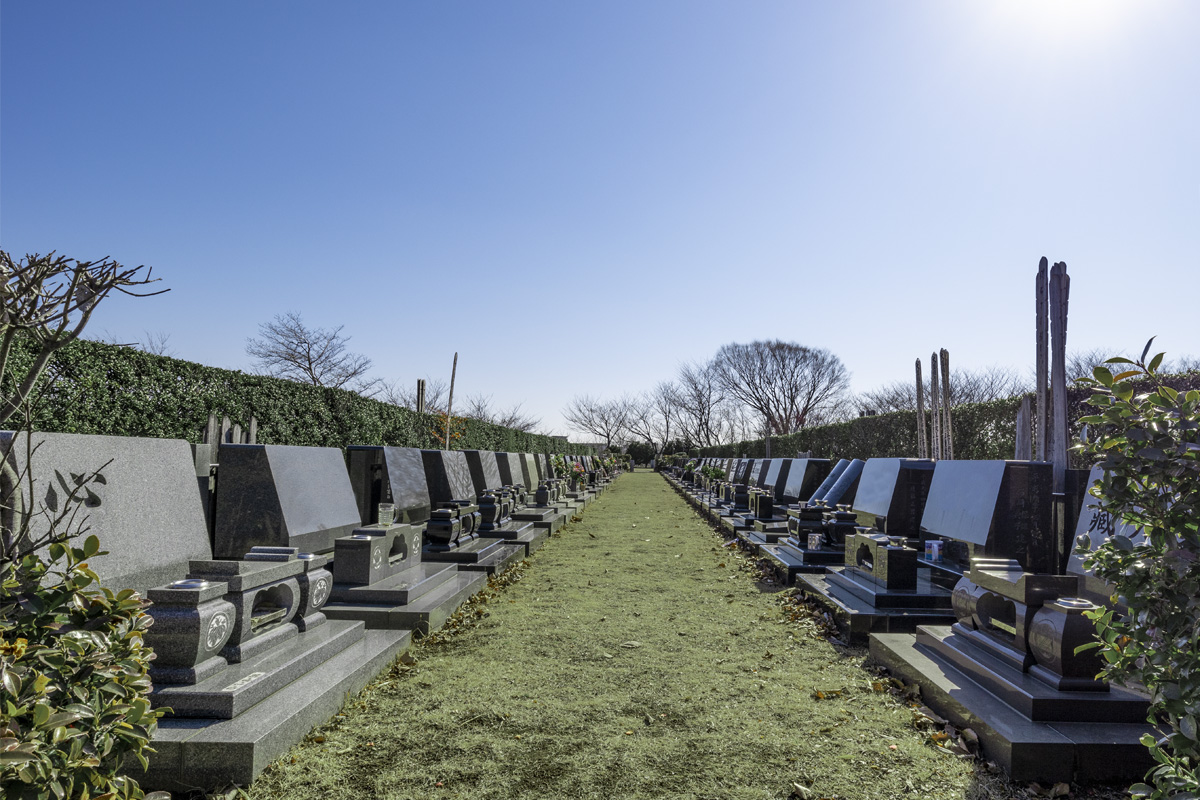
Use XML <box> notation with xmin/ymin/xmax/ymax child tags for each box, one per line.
<box><xmin>421</xmin><ymin>450</ymin><xmax>477</xmax><ymax>504</ymax></box>
<box><xmin>346</xmin><ymin>446</ymin><xmax>432</xmax><ymax>525</ymax></box>
<box><xmin>496</xmin><ymin>452</ymin><xmax>525</xmax><ymax>487</ymax></box>
<box><xmin>1</xmin><ymin>431</ymin><xmax>211</xmax><ymax>593</ymax></box>
<box><xmin>463</xmin><ymin>450</ymin><xmax>503</xmax><ymax>495</ymax></box>
<box><xmin>213</xmin><ymin>444</ymin><xmax>361</xmax><ymax>558</ymax></box>
<box><xmin>520</xmin><ymin>454</ymin><xmax>539</xmax><ymax>488</ymax></box>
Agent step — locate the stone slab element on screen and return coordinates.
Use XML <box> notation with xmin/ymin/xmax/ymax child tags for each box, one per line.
<box><xmin>151</xmin><ymin>619</ymin><xmax>364</xmax><ymax>719</ymax></box>
<box><xmin>869</xmin><ymin>630</ymin><xmax>1155</xmax><ymax>783</ymax></box>
<box><xmin>213</xmin><ymin>444</ymin><xmax>361</xmax><ymax>558</ymax></box>
<box><xmin>421</xmin><ymin>450</ymin><xmax>476</xmax><ymax>504</ymax></box>
<box><xmin>0</xmin><ymin>431</ymin><xmax>211</xmax><ymax>594</ymax></box>
<box><xmin>324</xmin><ymin>568</ymin><xmax>486</xmax><ymax>634</ymax></box>
<box><xmin>796</xmin><ymin>572</ymin><xmax>956</xmax><ymax>642</ymax></box>
<box><xmin>136</xmin><ymin>627</ymin><xmax>410</xmax><ymax>791</ymax></box>
<box><xmin>779</xmin><ymin>458</ymin><xmax>832</xmax><ymax>503</ymax></box>
<box><xmin>331</xmin><ymin>561</ymin><xmax>458</xmax><ymax>605</ymax></box>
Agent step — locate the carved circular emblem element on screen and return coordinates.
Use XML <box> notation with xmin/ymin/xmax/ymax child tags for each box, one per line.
<box><xmin>205</xmin><ymin>612</ymin><xmax>230</xmax><ymax>651</ymax></box>
<box><xmin>311</xmin><ymin>577</ymin><xmax>330</xmax><ymax>608</ymax></box>
<box><xmin>372</xmin><ymin>547</ymin><xmax>384</xmax><ymax>570</ymax></box>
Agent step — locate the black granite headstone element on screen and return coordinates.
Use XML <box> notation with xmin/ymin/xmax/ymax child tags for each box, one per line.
<box><xmin>346</xmin><ymin>446</ymin><xmax>432</xmax><ymax>525</ymax></box>
<box><xmin>463</xmin><ymin>450</ymin><xmax>503</xmax><ymax>495</ymax></box>
<box><xmin>213</xmin><ymin>444</ymin><xmax>361</xmax><ymax>558</ymax></box>
<box><xmin>422</xmin><ymin>450</ymin><xmax>477</xmax><ymax>504</ymax></box>
<box><xmin>1068</xmin><ymin>465</ymin><xmax>1144</xmax><ymax>604</ymax></box>
<box><xmin>851</xmin><ymin>459</ymin><xmax>935</xmax><ymax>538</ymax></box>
<box><xmin>760</xmin><ymin>459</ymin><xmax>792</xmax><ymax>499</ymax></box>
<box><xmin>919</xmin><ymin>460</ymin><xmax>1055</xmax><ymax>574</ymax></box>
<box><xmin>779</xmin><ymin>458</ymin><xmax>832</xmax><ymax>503</ymax></box>
<box><xmin>809</xmin><ymin>458</ymin><xmax>850</xmax><ymax>503</ymax></box>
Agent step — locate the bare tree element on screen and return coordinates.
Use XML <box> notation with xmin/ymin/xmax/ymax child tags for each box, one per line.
<box><xmin>246</xmin><ymin>311</ymin><xmax>379</xmax><ymax>395</ymax></box>
<box><xmin>381</xmin><ymin>377</ymin><xmax>448</xmax><ymax>413</ymax></box>
<box><xmin>139</xmin><ymin>330</ymin><xmax>175</xmax><ymax>357</ymax></box>
<box><xmin>650</xmin><ymin>382</ymin><xmax>679</xmax><ymax>452</ymax></box>
<box><xmin>1</xmin><ymin>251</ymin><xmax>166</xmax><ymax>556</ymax></box>
<box><xmin>710</xmin><ymin>340</ymin><xmax>850</xmax><ymax>435</ymax></box>
<box><xmin>855</xmin><ymin>365</ymin><xmax>1029</xmax><ymax>414</ymax></box>
<box><xmin>561</xmin><ymin>394</ymin><xmax>631</xmax><ymax>450</ymax></box>
<box><xmin>674</xmin><ymin>361</ymin><xmax>728</xmax><ymax>447</ymax></box>
<box><xmin>461</xmin><ymin>393</ymin><xmax>542</xmax><ymax>432</ymax></box>
<box><xmin>624</xmin><ymin>393</ymin><xmax>663</xmax><ymax>453</ymax></box>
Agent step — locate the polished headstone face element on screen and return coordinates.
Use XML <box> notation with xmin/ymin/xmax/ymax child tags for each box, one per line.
<box><xmin>919</xmin><ymin>460</ymin><xmax>1055</xmax><ymax>573</ymax></box>
<box><xmin>422</xmin><ymin>450</ymin><xmax>477</xmax><ymax>503</ymax></box>
<box><xmin>851</xmin><ymin>459</ymin><xmax>935</xmax><ymax>537</ymax></box>
<box><xmin>1</xmin><ymin>431</ymin><xmax>212</xmax><ymax>593</ymax></box>
<box><xmin>213</xmin><ymin>444</ymin><xmax>362</xmax><ymax>558</ymax></box>
<box><xmin>520</xmin><ymin>454</ymin><xmax>539</xmax><ymax>487</ymax></box>
<box><xmin>463</xmin><ymin>450</ymin><xmax>503</xmax><ymax>495</ymax></box>
<box><xmin>1069</xmin><ymin>465</ymin><xmax>1144</xmax><ymax>601</ymax></box>
<box><xmin>732</xmin><ymin>459</ymin><xmax>750</xmax><ymax>482</ymax></box>
<box><xmin>810</xmin><ymin>459</ymin><xmax>850</xmax><ymax>503</ymax></box>
<box><xmin>779</xmin><ymin>459</ymin><xmax>831</xmax><ymax>503</ymax></box>
<box><xmin>346</xmin><ymin>446</ymin><xmax>432</xmax><ymax>524</ymax></box>
<box><xmin>823</xmin><ymin>459</ymin><xmax>865</xmax><ymax>506</ymax></box>
<box><xmin>760</xmin><ymin>459</ymin><xmax>792</xmax><ymax>498</ymax></box>
<box><xmin>496</xmin><ymin>452</ymin><xmax>525</xmax><ymax>487</ymax></box>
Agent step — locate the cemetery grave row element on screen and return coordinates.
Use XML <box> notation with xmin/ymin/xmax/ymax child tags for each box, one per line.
<box><xmin>3</xmin><ymin>429</ymin><xmax>618</xmax><ymax>792</ymax></box>
<box><xmin>663</xmin><ymin>456</ymin><xmax>1154</xmax><ymax>785</ymax></box>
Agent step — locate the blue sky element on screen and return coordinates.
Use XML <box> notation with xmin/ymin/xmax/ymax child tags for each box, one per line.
<box><xmin>3</xmin><ymin>1</ymin><xmax>1197</xmax><ymax>436</ymax></box>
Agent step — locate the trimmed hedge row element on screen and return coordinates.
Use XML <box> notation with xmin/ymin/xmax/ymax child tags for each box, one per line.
<box><xmin>8</xmin><ymin>339</ymin><xmax>588</xmax><ymax>454</ymax></box>
<box><xmin>698</xmin><ymin>372</ymin><xmax>1200</xmax><ymax>464</ymax></box>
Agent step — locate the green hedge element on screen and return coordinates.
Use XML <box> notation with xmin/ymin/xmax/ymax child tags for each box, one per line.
<box><xmin>697</xmin><ymin>397</ymin><xmax>1023</xmax><ymax>461</ymax></box>
<box><xmin>6</xmin><ymin>339</ymin><xmax>588</xmax><ymax>454</ymax></box>
<box><xmin>698</xmin><ymin>372</ymin><xmax>1200</xmax><ymax>464</ymax></box>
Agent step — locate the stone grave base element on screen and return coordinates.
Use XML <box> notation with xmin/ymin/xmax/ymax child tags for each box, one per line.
<box><xmin>870</xmin><ymin>628</ymin><xmax>1155</xmax><ymax>783</ymax></box>
<box><xmin>757</xmin><ymin>541</ymin><xmax>842</xmax><ymax>584</ymax></box>
<box><xmin>795</xmin><ymin>572</ymin><xmax>957</xmax><ymax>643</ymax></box>
<box><xmin>424</xmin><ymin>537</ymin><xmax>526</xmax><ymax>575</ymax></box>
<box><xmin>135</xmin><ymin>624</ymin><xmax>410</xmax><ymax>792</ymax></box>
<box><xmin>324</xmin><ymin>569</ymin><xmax>487</xmax><ymax>634</ymax></box>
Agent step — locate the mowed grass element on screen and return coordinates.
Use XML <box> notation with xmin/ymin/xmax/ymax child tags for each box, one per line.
<box><xmin>246</xmin><ymin>471</ymin><xmax>981</xmax><ymax>800</ymax></box>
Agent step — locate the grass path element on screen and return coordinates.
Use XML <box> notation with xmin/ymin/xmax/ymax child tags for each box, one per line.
<box><xmin>247</xmin><ymin>471</ymin><xmax>981</xmax><ymax>800</ymax></box>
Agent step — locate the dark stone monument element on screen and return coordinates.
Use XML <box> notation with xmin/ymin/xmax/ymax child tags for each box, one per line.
<box><xmin>212</xmin><ymin>444</ymin><xmax>361</xmax><ymax>558</ymax></box>
<box><xmin>1</xmin><ymin>433</ymin><xmax>410</xmax><ymax>793</ymax></box>
<box><xmin>326</xmin><ymin>446</ymin><xmax>487</xmax><ymax>632</ymax></box>
<box><xmin>791</xmin><ymin>459</ymin><xmax>948</xmax><ymax>638</ymax></box>
<box><xmin>422</xmin><ymin>450</ymin><xmax>529</xmax><ymax>571</ymax></box>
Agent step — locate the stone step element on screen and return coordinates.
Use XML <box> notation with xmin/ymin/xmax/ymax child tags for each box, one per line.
<box><xmin>151</xmin><ymin>619</ymin><xmax>366</xmax><ymax>719</ymax></box>
<box><xmin>324</xmin><ymin>568</ymin><xmax>487</xmax><ymax>634</ymax></box>
<box><xmin>330</xmin><ymin>561</ymin><xmax>460</xmax><ymax>605</ymax></box>
<box><xmin>138</xmin><ymin>627</ymin><xmax>410</xmax><ymax>792</ymax></box>
<box><xmin>870</xmin><ymin>630</ymin><xmax>1154</xmax><ymax>784</ymax></box>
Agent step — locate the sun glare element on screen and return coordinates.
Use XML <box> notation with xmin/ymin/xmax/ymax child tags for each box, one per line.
<box><xmin>984</xmin><ymin>0</ymin><xmax>1133</xmax><ymax>47</ymax></box>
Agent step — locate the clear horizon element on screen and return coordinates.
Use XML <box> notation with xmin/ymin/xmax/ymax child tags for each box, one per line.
<box><xmin>3</xmin><ymin>1</ymin><xmax>1197</xmax><ymax>437</ymax></box>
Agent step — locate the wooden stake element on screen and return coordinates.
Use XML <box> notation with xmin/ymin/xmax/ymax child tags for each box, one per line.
<box><xmin>1049</xmin><ymin>262</ymin><xmax>1070</xmax><ymax>492</ymax></box>
<box><xmin>915</xmin><ymin>359</ymin><xmax>927</xmax><ymax>458</ymax></box>
<box><xmin>929</xmin><ymin>353</ymin><xmax>941</xmax><ymax>460</ymax></box>
<box><xmin>1035</xmin><ymin>257</ymin><xmax>1049</xmax><ymax>460</ymax></box>
<box><xmin>1015</xmin><ymin>396</ymin><xmax>1032</xmax><ymax>459</ymax></box>
<box><xmin>940</xmin><ymin>348</ymin><xmax>954</xmax><ymax>460</ymax></box>
<box><xmin>444</xmin><ymin>353</ymin><xmax>458</xmax><ymax>451</ymax></box>
<box><xmin>416</xmin><ymin>379</ymin><xmax>426</xmax><ymax>414</ymax></box>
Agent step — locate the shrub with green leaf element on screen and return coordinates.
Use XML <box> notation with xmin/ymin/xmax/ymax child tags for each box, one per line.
<box><xmin>1</xmin><ymin>252</ymin><xmax>167</xmax><ymax>799</ymax></box>
<box><xmin>1075</xmin><ymin>340</ymin><xmax>1200</xmax><ymax>799</ymax></box>
<box><xmin>1</xmin><ymin>533</ymin><xmax>164</xmax><ymax>799</ymax></box>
